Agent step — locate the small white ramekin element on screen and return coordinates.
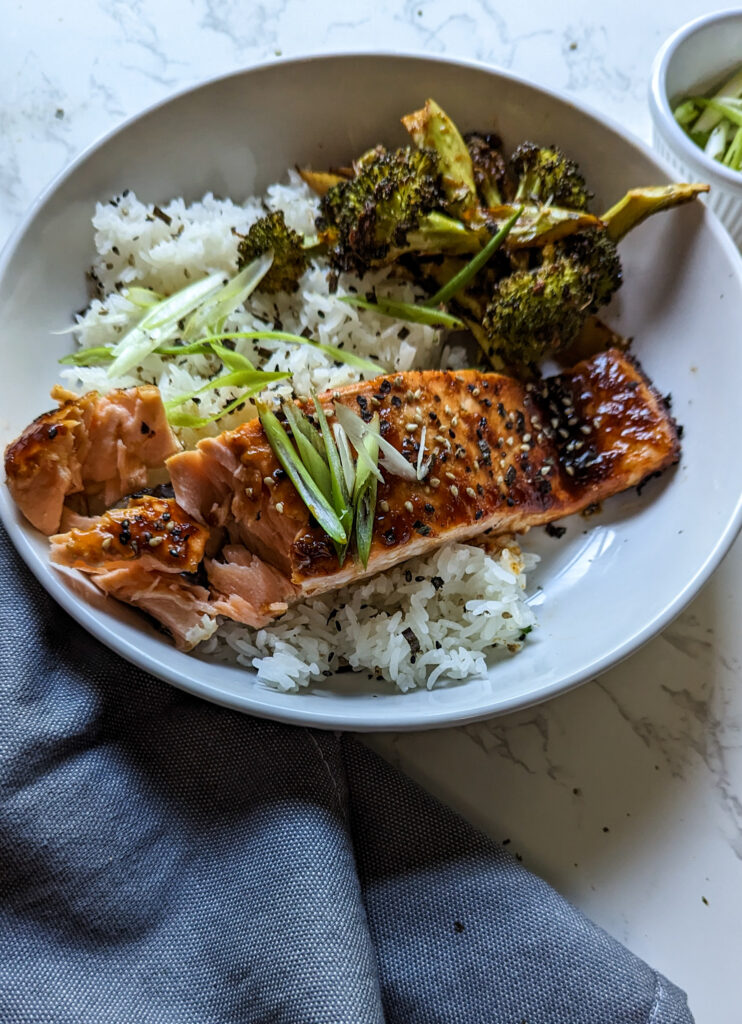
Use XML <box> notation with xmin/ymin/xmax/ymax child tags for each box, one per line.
<box><xmin>649</xmin><ymin>9</ymin><xmax>742</xmax><ymax>247</ymax></box>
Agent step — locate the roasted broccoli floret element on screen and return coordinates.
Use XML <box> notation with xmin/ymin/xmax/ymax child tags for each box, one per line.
<box><xmin>480</xmin><ymin>229</ymin><xmax>621</xmax><ymax>369</ymax></box>
<box><xmin>465</xmin><ymin>131</ymin><xmax>507</xmax><ymax>207</ymax></box>
<box><xmin>510</xmin><ymin>142</ymin><xmax>591</xmax><ymax>211</ymax></box>
<box><xmin>237</xmin><ymin>210</ymin><xmax>310</xmax><ymax>294</ymax></box>
<box><xmin>317</xmin><ymin>146</ymin><xmax>446</xmax><ymax>273</ymax></box>
<box><xmin>481</xmin><ymin>263</ymin><xmax>586</xmax><ymax>368</ymax></box>
<box><xmin>559</xmin><ymin>229</ymin><xmax>622</xmax><ymax>309</ymax></box>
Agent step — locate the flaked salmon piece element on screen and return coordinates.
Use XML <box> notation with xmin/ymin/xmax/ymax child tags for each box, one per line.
<box><xmin>4</xmin><ymin>386</ymin><xmax>179</xmax><ymax>534</ymax></box>
<box><xmin>206</xmin><ymin>545</ymin><xmax>299</xmax><ymax>627</ymax></box>
<box><xmin>89</xmin><ymin>564</ymin><xmax>217</xmax><ymax>651</ymax></box>
<box><xmin>168</xmin><ymin>350</ymin><xmax>680</xmax><ymax>601</ymax></box>
<box><xmin>50</xmin><ymin>495</ymin><xmax>216</xmax><ymax>649</ymax></box>
<box><xmin>50</xmin><ymin>497</ymin><xmax>209</xmax><ymax>574</ymax></box>
<box><xmin>50</xmin><ymin>498</ymin><xmax>296</xmax><ymax>640</ymax></box>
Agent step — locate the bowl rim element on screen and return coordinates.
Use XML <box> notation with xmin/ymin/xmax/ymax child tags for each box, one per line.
<box><xmin>649</xmin><ymin>8</ymin><xmax>742</xmax><ymax>190</ymax></box>
<box><xmin>2</xmin><ymin>50</ymin><xmax>742</xmax><ymax>731</ymax></box>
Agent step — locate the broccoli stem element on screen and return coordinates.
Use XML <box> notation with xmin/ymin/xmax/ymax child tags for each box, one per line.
<box><xmin>405</xmin><ymin>211</ymin><xmax>483</xmax><ymax>255</ymax></box>
<box><xmin>407</xmin><ymin>205</ymin><xmax>601</xmax><ymax>260</ymax></box>
<box><xmin>601</xmin><ymin>183</ymin><xmax>710</xmax><ymax>243</ymax></box>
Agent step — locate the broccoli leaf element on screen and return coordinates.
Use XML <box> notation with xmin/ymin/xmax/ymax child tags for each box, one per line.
<box><xmin>402</xmin><ymin>98</ymin><xmax>478</xmax><ymax>214</ymax></box>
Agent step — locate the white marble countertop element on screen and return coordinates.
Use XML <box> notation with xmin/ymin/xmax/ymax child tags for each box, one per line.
<box><xmin>2</xmin><ymin>1</ymin><xmax>740</xmax><ymax>1019</ymax></box>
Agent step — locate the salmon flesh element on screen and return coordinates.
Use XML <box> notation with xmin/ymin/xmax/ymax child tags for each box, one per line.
<box><xmin>168</xmin><ymin>349</ymin><xmax>680</xmax><ymax>605</ymax></box>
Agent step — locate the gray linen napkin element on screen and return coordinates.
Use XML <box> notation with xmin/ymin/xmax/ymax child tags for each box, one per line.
<box><xmin>0</xmin><ymin>525</ymin><xmax>692</xmax><ymax>1023</ymax></box>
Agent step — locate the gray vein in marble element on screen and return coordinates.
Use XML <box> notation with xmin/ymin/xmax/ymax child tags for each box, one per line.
<box><xmin>104</xmin><ymin>0</ymin><xmax>190</xmax><ymax>83</ymax></box>
<box><xmin>599</xmin><ymin>637</ymin><xmax>742</xmax><ymax>861</ymax></box>
<box><xmin>466</xmin><ymin>708</ymin><xmax>565</xmax><ymax>784</ymax></box>
<box><xmin>199</xmin><ymin>0</ymin><xmax>283</xmax><ymax>53</ymax></box>
<box><xmin>87</xmin><ymin>75</ymin><xmax>128</xmax><ymax>122</ymax></box>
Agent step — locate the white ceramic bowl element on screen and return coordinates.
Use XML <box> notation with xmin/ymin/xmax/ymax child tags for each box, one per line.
<box><xmin>650</xmin><ymin>9</ymin><xmax>742</xmax><ymax>246</ymax></box>
<box><xmin>2</xmin><ymin>54</ymin><xmax>742</xmax><ymax>731</ymax></box>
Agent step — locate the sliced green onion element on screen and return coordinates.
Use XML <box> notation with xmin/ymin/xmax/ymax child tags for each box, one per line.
<box><xmin>693</xmin><ymin>66</ymin><xmax>742</xmax><ymax>134</ymax></box>
<box><xmin>310</xmin><ymin>389</ymin><xmax>353</xmax><ymax>565</ymax></box>
<box><xmin>167</xmin><ymin>381</ymin><xmax>278</xmax><ymax>429</ymax></box>
<box><xmin>724</xmin><ymin>125</ymin><xmax>742</xmax><ymax>169</ymax></box>
<box><xmin>353</xmin><ymin>412</ymin><xmax>380</xmax><ymax>569</ymax></box>
<box><xmin>332</xmin><ymin>403</ymin><xmax>384</xmax><ymax>483</ymax></box>
<box><xmin>673</xmin><ymin>99</ymin><xmax>701</xmax><ymax>127</ymax></box>
<box><xmin>59</xmin><ymin>345</ymin><xmax>114</xmax><ymax>366</ymax></box>
<box><xmin>282</xmin><ymin>401</ymin><xmax>332</xmax><ymax>499</ymax></box>
<box><xmin>352</xmin><ymin>414</ymin><xmax>379</xmax><ymax>498</ymax></box>
<box><xmin>182</xmin><ymin>253</ymin><xmax>273</xmax><ymax>341</ymax></box>
<box><xmin>340</xmin><ymin>295</ymin><xmax>464</xmax><ymax>329</ymax></box>
<box><xmin>416</xmin><ymin>423</ymin><xmax>432</xmax><ymax>482</ymax></box>
<box><xmin>158</xmin><ymin>330</ymin><xmax>383</xmax><ymax>375</ymax></box>
<box><xmin>705</xmin><ymin>121</ymin><xmax>731</xmax><ymax>161</ymax></box>
<box><xmin>695</xmin><ymin>96</ymin><xmax>742</xmax><ymax>129</ymax></box>
<box><xmin>206</xmin><ymin>341</ymin><xmax>255</xmax><ymax>372</ymax></box>
<box><xmin>154</xmin><ymin>338</ymin><xmax>233</xmax><ymax>357</ymax></box>
<box><xmin>333</xmin><ymin>401</ymin><xmax>418</xmax><ymax>482</ymax></box>
<box><xmin>257</xmin><ymin>402</ymin><xmax>347</xmax><ymax>544</ymax></box>
<box><xmin>165</xmin><ymin>368</ymin><xmax>289</xmax><ymax>412</ymax></box>
<box><xmin>124</xmin><ymin>286</ymin><xmax>165</xmax><ymax>308</ymax></box>
<box><xmin>53</xmin><ymin>287</ymin><xmax>164</xmax><ymax>340</ymax></box>
<box><xmin>107</xmin><ymin>271</ymin><xmax>225</xmax><ymax>377</ymax></box>
<box><xmin>283</xmin><ymin>398</ymin><xmax>326</xmax><ymax>458</ymax></box>
<box><xmin>425</xmin><ymin>205</ymin><xmax>523</xmax><ymax>306</ymax></box>
<box><xmin>311</xmin><ymin>393</ymin><xmax>350</xmax><ymax>507</ymax></box>
<box><xmin>333</xmin><ymin>421</ymin><xmax>357</xmax><ymax>495</ymax></box>
<box><xmin>62</xmin><ymin>337</ymin><xmax>257</xmax><ymax>372</ymax></box>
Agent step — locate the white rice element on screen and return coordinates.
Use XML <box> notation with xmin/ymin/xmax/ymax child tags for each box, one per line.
<box><xmin>202</xmin><ymin>537</ymin><xmax>537</xmax><ymax>692</ymax></box>
<box><xmin>61</xmin><ymin>174</ymin><xmax>539</xmax><ymax>693</ymax></box>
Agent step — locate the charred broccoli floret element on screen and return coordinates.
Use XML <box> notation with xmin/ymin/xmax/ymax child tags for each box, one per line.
<box><xmin>464</xmin><ymin>131</ymin><xmax>507</xmax><ymax>207</ymax></box>
<box><xmin>237</xmin><ymin>210</ymin><xmax>309</xmax><ymax>294</ymax></box>
<box><xmin>482</xmin><ymin>263</ymin><xmax>587</xmax><ymax>368</ymax></box>
<box><xmin>559</xmin><ymin>228</ymin><xmax>622</xmax><ymax>310</ymax></box>
<box><xmin>317</xmin><ymin>146</ymin><xmax>445</xmax><ymax>273</ymax></box>
<box><xmin>480</xmin><ymin>229</ymin><xmax>621</xmax><ymax>368</ymax></box>
<box><xmin>510</xmin><ymin>142</ymin><xmax>591</xmax><ymax>211</ymax></box>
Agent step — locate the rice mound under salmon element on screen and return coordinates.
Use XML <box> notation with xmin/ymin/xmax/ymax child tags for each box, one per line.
<box><xmin>62</xmin><ymin>172</ymin><xmax>539</xmax><ymax>692</ymax></box>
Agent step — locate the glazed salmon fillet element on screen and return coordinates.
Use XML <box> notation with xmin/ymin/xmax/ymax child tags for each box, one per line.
<box><xmin>4</xmin><ymin>385</ymin><xmax>179</xmax><ymax>534</ymax></box>
<box><xmin>169</xmin><ymin>349</ymin><xmax>680</xmax><ymax>600</ymax></box>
